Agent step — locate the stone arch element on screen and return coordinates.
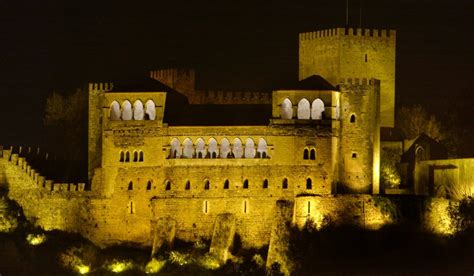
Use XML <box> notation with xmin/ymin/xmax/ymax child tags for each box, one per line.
<box><xmin>196</xmin><ymin>138</ymin><xmax>206</xmax><ymax>158</ymax></box>
<box><xmin>182</xmin><ymin>138</ymin><xmax>194</xmax><ymax>158</ymax></box>
<box><xmin>232</xmin><ymin>138</ymin><xmax>244</xmax><ymax>158</ymax></box>
<box><xmin>244</xmin><ymin>138</ymin><xmax>255</xmax><ymax>158</ymax></box>
<box><xmin>257</xmin><ymin>138</ymin><xmax>268</xmax><ymax>158</ymax></box>
<box><xmin>281</xmin><ymin>98</ymin><xmax>293</xmax><ymax>119</ymax></box>
<box><xmin>208</xmin><ymin>138</ymin><xmax>218</xmax><ymax>158</ymax></box>
<box><xmin>121</xmin><ymin>100</ymin><xmax>133</xmax><ymax>120</ymax></box>
<box><xmin>297</xmin><ymin>98</ymin><xmax>310</xmax><ymax>119</ymax></box>
<box><xmin>310</xmin><ymin>149</ymin><xmax>316</xmax><ymax>160</ymax></box>
<box><xmin>133</xmin><ymin>100</ymin><xmax>144</xmax><ymax>120</ymax></box>
<box><xmin>145</xmin><ymin>100</ymin><xmax>156</xmax><ymax>120</ymax></box>
<box><xmin>110</xmin><ymin>101</ymin><xmax>121</xmax><ymax>120</ymax></box>
<box><xmin>220</xmin><ymin>138</ymin><xmax>231</xmax><ymax>159</ymax></box>
<box><xmin>170</xmin><ymin>138</ymin><xmax>181</xmax><ymax>158</ymax></box>
<box><xmin>311</xmin><ymin>98</ymin><xmax>325</xmax><ymax>120</ymax></box>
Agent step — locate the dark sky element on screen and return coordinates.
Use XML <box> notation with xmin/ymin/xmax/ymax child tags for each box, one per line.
<box><xmin>0</xmin><ymin>0</ymin><xmax>472</xmax><ymax>147</ymax></box>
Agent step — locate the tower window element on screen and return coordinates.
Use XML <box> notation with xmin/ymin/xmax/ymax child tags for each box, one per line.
<box><xmin>139</xmin><ymin>151</ymin><xmax>144</xmax><ymax>162</ymax></box>
<box><xmin>350</xmin><ymin>114</ymin><xmax>356</xmax><ymax>123</ymax></box>
<box><xmin>310</xmin><ymin>149</ymin><xmax>316</xmax><ymax>160</ymax></box>
<box><xmin>165</xmin><ymin>180</ymin><xmax>171</xmax><ymax>190</ymax></box>
<box><xmin>243</xmin><ymin>179</ymin><xmax>249</xmax><ymax>189</ymax></box>
<box><xmin>119</xmin><ymin>151</ymin><xmax>124</xmax><ymax>162</ymax></box>
<box><xmin>204</xmin><ymin>180</ymin><xmax>210</xmax><ymax>190</ymax></box>
<box><xmin>224</xmin><ymin>179</ymin><xmax>229</xmax><ymax>189</ymax></box>
<box><xmin>303</xmin><ymin>149</ymin><xmax>309</xmax><ymax>160</ymax></box>
<box><xmin>146</xmin><ymin>181</ymin><xmax>152</xmax><ymax>190</ymax></box>
<box><xmin>128</xmin><ymin>181</ymin><xmax>133</xmax><ymax>190</ymax></box>
<box><xmin>282</xmin><ymin>178</ymin><xmax>288</xmax><ymax>189</ymax></box>
<box><xmin>185</xmin><ymin>180</ymin><xmax>191</xmax><ymax>190</ymax></box>
<box><xmin>133</xmin><ymin>151</ymin><xmax>138</xmax><ymax>162</ymax></box>
<box><xmin>352</xmin><ymin>153</ymin><xmax>358</xmax><ymax>159</ymax></box>
<box><xmin>306</xmin><ymin>178</ymin><xmax>312</xmax><ymax>190</ymax></box>
<box><xmin>263</xmin><ymin>179</ymin><xmax>268</xmax><ymax>189</ymax></box>
<box><xmin>125</xmin><ymin>151</ymin><xmax>130</xmax><ymax>162</ymax></box>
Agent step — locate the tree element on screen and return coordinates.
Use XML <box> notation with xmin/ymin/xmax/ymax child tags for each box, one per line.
<box><xmin>396</xmin><ymin>105</ymin><xmax>443</xmax><ymax>141</ymax></box>
<box><xmin>44</xmin><ymin>89</ymin><xmax>87</xmax><ymax>161</ymax></box>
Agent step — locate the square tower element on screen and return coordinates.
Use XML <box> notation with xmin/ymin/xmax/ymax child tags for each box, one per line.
<box><xmin>299</xmin><ymin>28</ymin><xmax>396</xmax><ymax>127</ymax></box>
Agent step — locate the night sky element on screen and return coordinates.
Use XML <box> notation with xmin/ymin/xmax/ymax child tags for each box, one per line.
<box><xmin>0</xmin><ymin>0</ymin><xmax>472</xmax><ymax>148</ymax></box>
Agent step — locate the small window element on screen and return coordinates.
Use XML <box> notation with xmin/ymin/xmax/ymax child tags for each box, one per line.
<box><xmin>282</xmin><ymin>178</ymin><xmax>288</xmax><ymax>189</ymax></box>
<box><xmin>133</xmin><ymin>151</ymin><xmax>138</xmax><ymax>162</ymax></box>
<box><xmin>350</xmin><ymin>114</ymin><xmax>356</xmax><ymax>123</ymax></box>
<box><xmin>224</xmin><ymin>179</ymin><xmax>229</xmax><ymax>189</ymax></box>
<box><xmin>119</xmin><ymin>151</ymin><xmax>124</xmax><ymax>162</ymax></box>
<box><xmin>365</xmin><ymin>54</ymin><xmax>368</xmax><ymax>62</ymax></box>
<box><xmin>165</xmin><ymin>180</ymin><xmax>171</xmax><ymax>190</ymax></box>
<box><xmin>352</xmin><ymin>153</ymin><xmax>358</xmax><ymax>159</ymax></box>
<box><xmin>185</xmin><ymin>180</ymin><xmax>191</xmax><ymax>190</ymax></box>
<box><xmin>303</xmin><ymin>149</ymin><xmax>309</xmax><ymax>160</ymax></box>
<box><xmin>310</xmin><ymin>149</ymin><xmax>316</xmax><ymax>160</ymax></box>
<box><xmin>263</xmin><ymin>179</ymin><xmax>268</xmax><ymax>189</ymax></box>
<box><xmin>204</xmin><ymin>180</ymin><xmax>210</xmax><ymax>190</ymax></box>
<box><xmin>203</xmin><ymin>200</ymin><xmax>209</xmax><ymax>214</ymax></box>
<box><xmin>139</xmin><ymin>151</ymin><xmax>144</xmax><ymax>162</ymax></box>
<box><xmin>306</xmin><ymin>178</ymin><xmax>312</xmax><ymax>190</ymax></box>
<box><xmin>146</xmin><ymin>181</ymin><xmax>152</xmax><ymax>190</ymax></box>
<box><xmin>243</xmin><ymin>179</ymin><xmax>249</xmax><ymax>189</ymax></box>
<box><xmin>128</xmin><ymin>181</ymin><xmax>133</xmax><ymax>190</ymax></box>
<box><xmin>125</xmin><ymin>151</ymin><xmax>130</xmax><ymax>162</ymax></box>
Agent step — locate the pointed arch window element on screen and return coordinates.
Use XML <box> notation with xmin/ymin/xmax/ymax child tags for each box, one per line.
<box><xmin>119</xmin><ymin>151</ymin><xmax>124</xmax><ymax>162</ymax></box>
<box><xmin>110</xmin><ymin>101</ymin><xmax>121</xmax><ymax>120</ymax></box>
<box><xmin>306</xmin><ymin>178</ymin><xmax>312</xmax><ymax>190</ymax></box>
<box><xmin>243</xmin><ymin>179</ymin><xmax>249</xmax><ymax>189</ymax></box>
<box><xmin>297</xmin><ymin>98</ymin><xmax>310</xmax><ymax>119</ymax></box>
<box><xmin>133</xmin><ymin>100</ymin><xmax>144</xmax><ymax>120</ymax></box>
<box><xmin>121</xmin><ymin>100</ymin><xmax>132</xmax><ymax>120</ymax></box>
<box><xmin>204</xmin><ymin>180</ymin><xmax>210</xmax><ymax>190</ymax></box>
<box><xmin>224</xmin><ymin>179</ymin><xmax>230</xmax><ymax>189</ymax></box>
<box><xmin>146</xmin><ymin>180</ymin><xmax>152</xmax><ymax>190</ymax></box>
<box><xmin>303</xmin><ymin>149</ymin><xmax>309</xmax><ymax>160</ymax></box>
<box><xmin>311</xmin><ymin>98</ymin><xmax>325</xmax><ymax>120</ymax></box>
<box><xmin>139</xmin><ymin>151</ymin><xmax>144</xmax><ymax>162</ymax></box>
<box><xmin>281</xmin><ymin>98</ymin><xmax>293</xmax><ymax>119</ymax></box>
<box><xmin>165</xmin><ymin>180</ymin><xmax>171</xmax><ymax>190</ymax></box>
<box><xmin>133</xmin><ymin>151</ymin><xmax>138</xmax><ymax>162</ymax></box>
<box><xmin>310</xmin><ymin>149</ymin><xmax>316</xmax><ymax>160</ymax></box>
<box><xmin>125</xmin><ymin>151</ymin><xmax>130</xmax><ymax>162</ymax></box>
<box><xmin>185</xmin><ymin>180</ymin><xmax>191</xmax><ymax>190</ymax></box>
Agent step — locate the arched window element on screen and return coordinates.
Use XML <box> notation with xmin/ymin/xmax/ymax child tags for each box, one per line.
<box><xmin>243</xmin><ymin>179</ymin><xmax>249</xmax><ymax>189</ymax></box>
<box><xmin>196</xmin><ymin>138</ymin><xmax>206</xmax><ymax>158</ymax></box>
<box><xmin>119</xmin><ymin>151</ymin><xmax>124</xmax><ymax>162</ymax></box>
<box><xmin>125</xmin><ymin>151</ymin><xmax>130</xmax><ymax>162</ymax></box>
<box><xmin>182</xmin><ymin>138</ymin><xmax>194</xmax><ymax>158</ymax></box>
<box><xmin>220</xmin><ymin>138</ymin><xmax>231</xmax><ymax>159</ymax></box>
<box><xmin>306</xmin><ymin>178</ymin><xmax>312</xmax><ymax>189</ymax></box>
<box><xmin>208</xmin><ymin>138</ymin><xmax>218</xmax><ymax>158</ymax></box>
<box><xmin>244</xmin><ymin>138</ymin><xmax>255</xmax><ymax>158</ymax></box>
<box><xmin>311</xmin><ymin>98</ymin><xmax>325</xmax><ymax>120</ymax></box>
<box><xmin>281</xmin><ymin>98</ymin><xmax>293</xmax><ymax>119</ymax></box>
<box><xmin>133</xmin><ymin>100</ymin><xmax>144</xmax><ymax>120</ymax></box>
<box><xmin>146</xmin><ymin>181</ymin><xmax>152</xmax><ymax>190</ymax></box>
<box><xmin>297</xmin><ymin>98</ymin><xmax>310</xmax><ymax>119</ymax></box>
<box><xmin>185</xmin><ymin>180</ymin><xmax>191</xmax><ymax>190</ymax></box>
<box><xmin>145</xmin><ymin>100</ymin><xmax>156</xmax><ymax>120</ymax></box>
<box><xmin>204</xmin><ymin>180</ymin><xmax>210</xmax><ymax>190</ymax></box>
<box><xmin>310</xmin><ymin>149</ymin><xmax>316</xmax><ymax>160</ymax></box>
<box><xmin>139</xmin><ymin>151</ymin><xmax>144</xmax><ymax>162</ymax></box>
<box><xmin>303</xmin><ymin>149</ymin><xmax>309</xmax><ymax>160</ymax></box>
<box><xmin>415</xmin><ymin>146</ymin><xmax>425</xmax><ymax>162</ymax></box>
<box><xmin>350</xmin><ymin>114</ymin><xmax>356</xmax><ymax>123</ymax></box>
<box><xmin>263</xmin><ymin>179</ymin><xmax>268</xmax><ymax>189</ymax></box>
<box><xmin>282</xmin><ymin>178</ymin><xmax>288</xmax><ymax>189</ymax></box>
<box><xmin>128</xmin><ymin>181</ymin><xmax>133</xmax><ymax>190</ymax></box>
<box><xmin>165</xmin><ymin>180</ymin><xmax>171</xmax><ymax>190</ymax></box>
<box><xmin>224</xmin><ymin>179</ymin><xmax>229</xmax><ymax>189</ymax></box>
<box><xmin>110</xmin><ymin>101</ymin><xmax>121</xmax><ymax>120</ymax></box>
<box><xmin>121</xmin><ymin>100</ymin><xmax>132</xmax><ymax>120</ymax></box>
<box><xmin>133</xmin><ymin>151</ymin><xmax>138</xmax><ymax>162</ymax></box>
<box><xmin>232</xmin><ymin>138</ymin><xmax>243</xmax><ymax>158</ymax></box>
<box><xmin>257</xmin><ymin>138</ymin><xmax>268</xmax><ymax>158</ymax></box>
<box><xmin>170</xmin><ymin>138</ymin><xmax>181</xmax><ymax>158</ymax></box>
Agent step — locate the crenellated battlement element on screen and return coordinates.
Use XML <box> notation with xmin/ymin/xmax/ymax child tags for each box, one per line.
<box><xmin>198</xmin><ymin>89</ymin><xmax>271</xmax><ymax>104</ymax></box>
<box><xmin>299</xmin><ymin>27</ymin><xmax>395</xmax><ymax>41</ymax></box>
<box><xmin>149</xmin><ymin>68</ymin><xmax>195</xmax><ymax>79</ymax></box>
<box><xmin>88</xmin><ymin>82</ymin><xmax>114</xmax><ymax>92</ymax></box>
<box><xmin>2</xmin><ymin>147</ymin><xmax>88</xmax><ymax>194</ymax></box>
<box><xmin>338</xmin><ymin>78</ymin><xmax>380</xmax><ymax>86</ymax></box>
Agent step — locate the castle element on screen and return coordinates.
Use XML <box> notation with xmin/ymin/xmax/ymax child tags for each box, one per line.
<box><xmin>2</xmin><ymin>28</ymin><xmax>401</xmax><ymax>253</ymax></box>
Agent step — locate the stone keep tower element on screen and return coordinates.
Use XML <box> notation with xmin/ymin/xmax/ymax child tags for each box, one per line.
<box><xmin>299</xmin><ymin>28</ymin><xmax>396</xmax><ymax>127</ymax></box>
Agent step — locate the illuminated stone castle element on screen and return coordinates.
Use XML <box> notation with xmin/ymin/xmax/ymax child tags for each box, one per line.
<box><xmin>1</xmin><ymin>28</ymin><xmax>399</xmax><ymax>250</ymax></box>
